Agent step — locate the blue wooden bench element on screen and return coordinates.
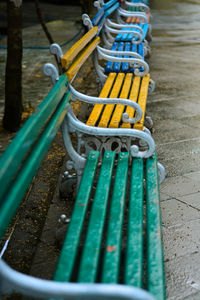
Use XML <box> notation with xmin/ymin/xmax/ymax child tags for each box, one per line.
<box><xmin>81</xmin><ymin>0</ymin><xmax>151</xmax><ymax>71</ymax></box>
<box><xmin>0</xmin><ymin>72</ymin><xmax>165</xmax><ymax>300</ymax></box>
<box><xmin>92</xmin><ymin>0</ymin><xmax>152</xmax><ymax>47</ymax></box>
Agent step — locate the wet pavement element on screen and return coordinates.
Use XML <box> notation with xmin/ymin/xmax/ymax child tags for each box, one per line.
<box><xmin>1</xmin><ymin>1</ymin><xmax>200</xmax><ymax>299</ymax></box>
<box><xmin>150</xmin><ymin>0</ymin><xmax>200</xmax><ymax>299</ymax></box>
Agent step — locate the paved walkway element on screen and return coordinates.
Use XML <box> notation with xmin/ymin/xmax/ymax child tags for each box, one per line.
<box><xmin>150</xmin><ymin>1</ymin><xmax>200</xmax><ymax>299</ymax></box>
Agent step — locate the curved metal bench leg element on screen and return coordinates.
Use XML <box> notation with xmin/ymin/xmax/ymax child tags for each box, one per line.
<box><xmin>157</xmin><ymin>162</ymin><xmax>166</xmax><ymax>184</ymax></box>
<box><xmin>144</xmin><ymin>116</ymin><xmax>153</xmax><ymax>131</ymax></box>
<box><xmin>148</xmin><ymin>79</ymin><xmax>155</xmax><ymax>94</ymax></box>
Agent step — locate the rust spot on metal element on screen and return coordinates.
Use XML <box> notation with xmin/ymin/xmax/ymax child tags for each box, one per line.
<box><xmin>106</xmin><ymin>246</ymin><xmax>116</xmax><ymax>252</ymax></box>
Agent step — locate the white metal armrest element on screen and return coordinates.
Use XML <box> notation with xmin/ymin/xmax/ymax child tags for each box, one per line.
<box><xmin>106</xmin><ymin>19</ymin><xmax>143</xmax><ymax>35</ymax></box>
<box><xmin>66</xmin><ymin>112</ymin><xmax>155</xmax><ymax>159</ymax></box>
<box><xmin>0</xmin><ymin>259</ymin><xmax>156</xmax><ymax>300</ymax></box>
<box><xmin>50</xmin><ymin>43</ymin><xmax>63</xmax><ymax>63</ymax></box>
<box><xmin>98</xmin><ymin>46</ymin><xmax>143</xmax><ymax>60</ymax></box>
<box><xmin>69</xmin><ymin>84</ymin><xmax>143</xmax><ymax>124</ymax></box>
<box><xmin>117</xmin><ymin>8</ymin><xmax>148</xmax><ymax>23</ymax></box>
<box><xmin>97</xmin><ymin>46</ymin><xmax>149</xmax><ymax>76</ymax></box>
<box><xmin>104</xmin><ymin>23</ymin><xmax>142</xmax><ymax>43</ymax></box>
<box><xmin>43</xmin><ymin>63</ymin><xmax>144</xmax><ymax>124</ymax></box>
<box><xmin>43</xmin><ymin>63</ymin><xmax>59</xmax><ymax>85</ymax></box>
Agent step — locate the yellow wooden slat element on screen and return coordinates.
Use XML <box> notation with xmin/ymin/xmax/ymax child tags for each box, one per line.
<box><xmin>86</xmin><ymin>73</ymin><xmax>117</xmax><ymax>126</ymax></box>
<box><xmin>121</xmin><ymin>76</ymin><xmax>141</xmax><ymax>128</ymax></box>
<box><xmin>61</xmin><ymin>27</ymin><xmax>99</xmax><ymax>69</ymax></box>
<box><xmin>134</xmin><ymin>73</ymin><xmax>150</xmax><ymax>130</ymax></box>
<box><xmin>98</xmin><ymin>73</ymin><xmax>125</xmax><ymax>128</ymax></box>
<box><xmin>109</xmin><ymin>73</ymin><xmax>133</xmax><ymax>128</ymax></box>
<box><xmin>65</xmin><ymin>37</ymin><xmax>100</xmax><ymax>82</ymax></box>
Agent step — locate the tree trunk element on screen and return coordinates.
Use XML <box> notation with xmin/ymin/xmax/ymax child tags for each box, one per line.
<box><xmin>3</xmin><ymin>0</ymin><xmax>23</xmax><ymax>132</ymax></box>
<box><xmin>34</xmin><ymin>0</ymin><xmax>62</xmax><ymax>70</ymax></box>
<box><xmin>34</xmin><ymin>0</ymin><xmax>54</xmax><ymax>45</ymax></box>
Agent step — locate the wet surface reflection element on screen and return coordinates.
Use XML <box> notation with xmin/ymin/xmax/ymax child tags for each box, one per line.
<box><xmin>151</xmin><ymin>0</ymin><xmax>200</xmax><ymax>46</ymax></box>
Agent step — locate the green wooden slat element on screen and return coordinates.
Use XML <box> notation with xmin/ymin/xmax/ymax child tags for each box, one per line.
<box><xmin>78</xmin><ymin>151</ymin><xmax>116</xmax><ymax>283</ymax></box>
<box><xmin>0</xmin><ymin>74</ymin><xmax>68</xmax><ymax>202</ymax></box>
<box><xmin>125</xmin><ymin>157</ymin><xmax>143</xmax><ymax>287</ymax></box>
<box><xmin>101</xmin><ymin>152</ymin><xmax>129</xmax><ymax>283</ymax></box>
<box><xmin>146</xmin><ymin>154</ymin><xmax>166</xmax><ymax>300</ymax></box>
<box><xmin>0</xmin><ymin>92</ymin><xmax>71</xmax><ymax>239</ymax></box>
<box><xmin>54</xmin><ymin>151</ymin><xmax>100</xmax><ymax>282</ymax></box>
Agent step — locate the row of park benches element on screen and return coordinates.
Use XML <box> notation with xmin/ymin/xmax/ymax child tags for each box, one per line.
<box><xmin>0</xmin><ymin>1</ymin><xmax>166</xmax><ymax>299</ymax></box>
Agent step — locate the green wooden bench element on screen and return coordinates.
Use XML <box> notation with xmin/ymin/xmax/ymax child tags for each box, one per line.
<box><xmin>0</xmin><ymin>71</ymin><xmax>165</xmax><ymax>300</ymax></box>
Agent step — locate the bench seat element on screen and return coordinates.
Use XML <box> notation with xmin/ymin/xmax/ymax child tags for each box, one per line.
<box><xmin>115</xmin><ymin>23</ymin><xmax>149</xmax><ymax>42</ymax></box>
<box><xmin>54</xmin><ymin>151</ymin><xmax>165</xmax><ymax>300</ymax></box>
<box><xmin>87</xmin><ymin>72</ymin><xmax>150</xmax><ymax>131</ymax></box>
<box><xmin>105</xmin><ymin>41</ymin><xmax>144</xmax><ymax>73</ymax></box>
<box><xmin>126</xmin><ymin>13</ymin><xmax>151</xmax><ymax>24</ymax></box>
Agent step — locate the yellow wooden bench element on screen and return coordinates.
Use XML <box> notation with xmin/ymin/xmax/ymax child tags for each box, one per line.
<box><xmin>86</xmin><ymin>72</ymin><xmax>150</xmax><ymax>131</ymax></box>
<box><xmin>48</xmin><ymin>27</ymin><xmax>153</xmax><ymax>155</ymax></box>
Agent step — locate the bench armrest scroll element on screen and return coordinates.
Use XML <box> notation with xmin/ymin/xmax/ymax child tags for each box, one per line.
<box><xmin>82</xmin><ymin>14</ymin><xmax>94</xmax><ymax>30</ymax></box>
<box><xmin>98</xmin><ymin>45</ymin><xmax>143</xmax><ymax>59</ymax></box>
<box><xmin>67</xmin><ymin>112</ymin><xmax>155</xmax><ymax>158</ymax></box>
<box><xmin>69</xmin><ymin>84</ymin><xmax>143</xmax><ymax>124</ymax></box>
<box><xmin>104</xmin><ymin>23</ymin><xmax>142</xmax><ymax>43</ymax></box>
<box><xmin>0</xmin><ymin>259</ymin><xmax>156</xmax><ymax>300</ymax></box>
<box><xmin>116</xmin><ymin>9</ymin><xmax>148</xmax><ymax>24</ymax></box>
<box><xmin>97</xmin><ymin>46</ymin><xmax>149</xmax><ymax>76</ymax></box>
<box><xmin>106</xmin><ymin>19</ymin><xmax>143</xmax><ymax>35</ymax></box>
<box><xmin>50</xmin><ymin>43</ymin><xmax>63</xmax><ymax>63</ymax></box>
<box><xmin>43</xmin><ymin>63</ymin><xmax>59</xmax><ymax>85</ymax></box>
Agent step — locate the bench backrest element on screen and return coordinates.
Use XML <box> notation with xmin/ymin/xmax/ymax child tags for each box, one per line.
<box><xmin>59</xmin><ymin>28</ymin><xmax>100</xmax><ymax>81</ymax></box>
<box><xmin>0</xmin><ymin>75</ymin><xmax>70</xmax><ymax>238</ymax></box>
<box><xmin>92</xmin><ymin>0</ymin><xmax>120</xmax><ymax>30</ymax></box>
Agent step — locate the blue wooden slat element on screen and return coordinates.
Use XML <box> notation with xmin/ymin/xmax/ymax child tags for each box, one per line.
<box><xmin>105</xmin><ymin>2</ymin><xmax>120</xmax><ymax>17</ymax></box>
<box><xmin>115</xmin><ymin>26</ymin><xmax>127</xmax><ymax>42</ymax></box>
<box><xmin>138</xmin><ymin>43</ymin><xmax>144</xmax><ymax>58</ymax></box>
<box><xmin>103</xmin><ymin>0</ymin><xmax>118</xmax><ymax>10</ymax></box>
<box><xmin>138</xmin><ymin>43</ymin><xmax>144</xmax><ymax>72</ymax></box>
<box><xmin>127</xmin><ymin>26</ymin><xmax>141</xmax><ymax>42</ymax></box>
<box><xmin>92</xmin><ymin>7</ymin><xmax>105</xmax><ymax>26</ymax></box>
<box><xmin>97</xmin><ymin>15</ymin><xmax>107</xmax><ymax>32</ymax></box>
<box><xmin>141</xmin><ymin>24</ymin><xmax>149</xmax><ymax>40</ymax></box>
<box><xmin>105</xmin><ymin>42</ymin><xmax>118</xmax><ymax>74</ymax></box>
<box><xmin>113</xmin><ymin>42</ymin><xmax>124</xmax><ymax>73</ymax></box>
<box><xmin>121</xmin><ymin>25</ymin><xmax>129</xmax><ymax>42</ymax></box>
<box><xmin>129</xmin><ymin>44</ymin><xmax>138</xmax><ymax>73</ymax></box>
<box><xmin>126</xmin><ymin>23</ymin><xmax>149</xmax><ymax>42</ymax></box>
<box><xmin>122</xmin><ymin>42</ymin><xmax>131</xmax><ymax>73</ymax></box>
